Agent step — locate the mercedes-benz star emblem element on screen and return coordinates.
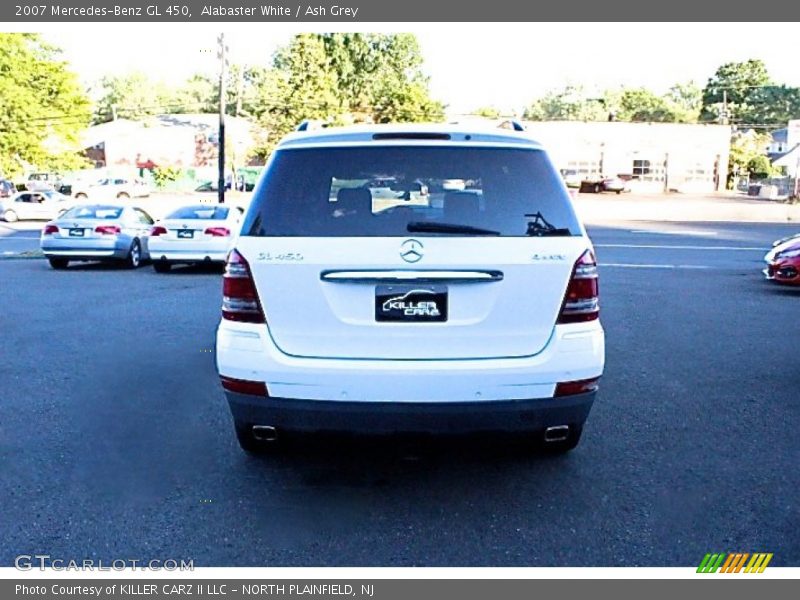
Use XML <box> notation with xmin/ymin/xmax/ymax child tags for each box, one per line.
<box><xmin>400</xmin><ymin>239</ymin><xmax>423</xmax><ymax>263</ymax></box>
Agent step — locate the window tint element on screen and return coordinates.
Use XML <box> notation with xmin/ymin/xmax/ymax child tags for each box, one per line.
<box><xmin>166</xmin><ymin>205</ymin><xmax>230</xmax><ymax>220</ymax></box>
<box><xmin>62</xmin><ymin>205</ymin><xmax>123</xmax><ymax>220</ymax></box>
<box><xmin>243</xmin><ymin>146</ymin><xmax>580</xmax><ymax>237</ymax></box>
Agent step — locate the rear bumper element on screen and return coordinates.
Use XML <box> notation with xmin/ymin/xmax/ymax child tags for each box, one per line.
<box><xmin>149</xmin><ymin>240</ymin><xmax>229</xmax><ymax>263</ymax></box>
<box><xmin>41</xmin><ymin>237</ymin><xmax>130</xmax><ymax>260</ymax></box>
<box><xmin>217</xmin><ymin>321</ymin><xmax>604</xmax><ymax>402</ymax></box>
<box><xmin>226</xmin><ymin>389</ymin><xmax>596</xmax><ymax>435</ymax></box>
<box><xmin>151</xmin><ymin>250</ymin><xmax>228</xmax><ymax>263</ymax></box>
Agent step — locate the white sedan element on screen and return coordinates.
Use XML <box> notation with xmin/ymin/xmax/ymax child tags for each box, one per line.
<box><xmin>71</xmin><ymin>177</ymin><xmax>151</xmax><ymax>201</ymax></box>
<box><xmin>1</xmin><ymin>190</ymin><xmax>74</xmax><ymax>222</ymax></box>
<box><xmin>148</xmin><ymin>204</ymin><xmax>243</xmax><ymax>272</ymax></box>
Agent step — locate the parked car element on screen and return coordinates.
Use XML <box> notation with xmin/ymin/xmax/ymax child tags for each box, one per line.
<box><xmin>215</xmin><ymin>123</ymin><xmax>605</xmax><ymax>454</ymax></box>
<box><xmin>559</xmin><ymin>169</ymin><xmax>582</xmax><ymax>188</ymax></box>
<box><xmin>763</xmin><ymin>238</ymin><xmax>800</xmax><ymax>285</ymax></box>
<box><xmin>1</xmin><ymin>190</ymin><xmax>74</xmax><ymax>222</ymax></box>
<box><xmin>149</xmin><ymin>204</ymin><xmax>244</xmax><ymax>272</ymax></box>
<box><xmin>70</xmin><ymin>178</ymin><xmax>150</xmax><ymax>201</ymax></box>
<box><xmin>40</xmin><ymin>204</ymin><xmax>154</xmax><ymax>269</ymax></box>
<box><xmin>0</xmin><ymin>178</ymin><xmax>16</xmax><ymax>198</ymax></box>
<box><xmin>580</xmin><ymin>176</ymin><xmax>631</xmax><ymax>194</ymax></box>
<box><xmin>195</xmin><ymin>176</ymin><xmax>233</xmax><ymax>193</ymax></box>
<box><xmin>25</xmin><ymin>172</ymin><xmax>60</xmax><ymax>192</ymax></box>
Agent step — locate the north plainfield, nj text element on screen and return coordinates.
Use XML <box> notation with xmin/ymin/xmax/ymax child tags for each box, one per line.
<box><xmin>201</xmin><ymin>4</ymin><xmax>361</xmax><ymax>17</ymax></box>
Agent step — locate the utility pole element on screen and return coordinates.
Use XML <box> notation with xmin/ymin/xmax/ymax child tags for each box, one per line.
<box><xmin>720</xmin><ymin>90</ymin><xmax>729</xmax><ymax>125</ymax></box>
<box><xmin>217</xmin><ymin>32</ymin><xmax>228</xmax><ymax>204</ymax></box>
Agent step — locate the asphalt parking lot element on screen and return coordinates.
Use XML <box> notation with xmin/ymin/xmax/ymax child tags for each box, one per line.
<box><xmin>1</xmin><ymin>220</ymin><xmax>798</xmax><ymax>567</ymax></box>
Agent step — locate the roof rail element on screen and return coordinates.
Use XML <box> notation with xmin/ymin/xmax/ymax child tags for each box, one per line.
<box><xmin>498</xmin><ymin>119</ymin><xmax>525</xmax><ymax>132</ymax></box>
<box><xmin>296</xmin><ymin>120</ymin><xmax>330</xmax><ymax>132</ymax></box>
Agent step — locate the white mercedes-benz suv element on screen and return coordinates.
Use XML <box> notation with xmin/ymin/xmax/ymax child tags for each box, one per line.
<box><xmin>216</xmin><ymin>123</ymin><xmax>605</xmax><ymax>453</ymax></box>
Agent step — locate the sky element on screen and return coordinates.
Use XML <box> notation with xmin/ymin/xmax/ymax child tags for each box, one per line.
<box><xmin>34</xmin><ymin>23</ymin><xmax>800</xmax><ymax>115</ymax></box>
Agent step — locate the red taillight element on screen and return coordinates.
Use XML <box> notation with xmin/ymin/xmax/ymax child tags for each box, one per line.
<box><xmin>95</xmin><ymin>225</ymin><xmax>121</xmax><ymax>235</ymax></box>
<box><xmin>43</xmin><ymin>224</ymin><xmax>59</xmax><ymax>235</ymax></box>
<box><xmin>558</xmin><ymin>249</ymin><xmax>599</xmax><ymax>323</ymax></box>
<box><xmin>555</xmin><ymin>377</ymin><xmax>600</xmax><ymax>397</ymax></box>
<box><xmin>220</xmin><ymin>375</ymin><xmax>267</xmax><ymax>396</ymax></box>
<box><xmin>205</xmin><ymin>227</ymin><xmax>230</xmax><ymax>237</ymax></box>
<box><xmin>150</xmin><ymin>225</ymin><xmax>167</xmax><ymax>236</ymax></box>
<box><xmin>222</xmin><ymin>249</ymin><xmax>265</xmax><ymax>323</ymax></box>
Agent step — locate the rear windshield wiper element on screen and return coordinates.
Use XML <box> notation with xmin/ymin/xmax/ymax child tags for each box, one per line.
<box><xmin>524</xmin><ymin>211</ymin><xmax>573</xmax><ymax>237</ymax></box>
<box><xmin>407</xmin><ymin>221</ymin><xmax>501</xmax><ymax>236</ymax></box>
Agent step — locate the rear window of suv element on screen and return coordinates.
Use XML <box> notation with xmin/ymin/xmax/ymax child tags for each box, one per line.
<box><xmin>242</xmin><ymin>146</ymin><xmax>581</xmax><ymax>237</ymax></box>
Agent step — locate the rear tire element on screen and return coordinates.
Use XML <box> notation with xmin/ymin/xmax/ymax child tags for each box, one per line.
<box><xmin>153</xmin><ymin>261</ymin><xmax>171</xmax><ymax>273</ymax></box>
<box><xmin>117</xmin><ymin>192</ymin><xmax>130</xmax><ymax>199</ymax></box>
<box><xmin>3</xmin><ymin>209</ymin><xmax>17</xmax><ymax>223</ymax></box>
<box><xmin>126</xmin><ymin>239</ymin><xmax>142</xmax><ymax>269</ymax></box>
<box><xmin>48</xmin><ymin>257</ymin><xmax>69</xmax><ymax>270</ymax></box>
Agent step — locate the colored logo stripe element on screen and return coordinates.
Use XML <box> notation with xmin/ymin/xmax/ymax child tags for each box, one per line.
<box><xmin>697</xmin><ymin>553</ymin><xmax>725</xmax><ymax>573</ymax></box>
<box><xmin>697</xmin><ymin>552</ymin><xmax>772</xmax><ymax>573</ymax></box>
<box><xmin>744</xmin><ymin>553</ymin><xmax>773</xmax><ymax>573</ymax></box>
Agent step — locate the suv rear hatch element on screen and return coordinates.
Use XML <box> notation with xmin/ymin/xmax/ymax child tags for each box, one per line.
<box><xmin>236</xmin><ymin>143</ymin><xmax>588</xmax><ymax>360</ymax></box>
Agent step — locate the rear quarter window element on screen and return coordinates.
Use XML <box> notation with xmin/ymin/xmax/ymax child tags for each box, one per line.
<box><xmin>242</xmin><ymin>145</ymin><xmax>581</xmax><ymax>237</ymax></box>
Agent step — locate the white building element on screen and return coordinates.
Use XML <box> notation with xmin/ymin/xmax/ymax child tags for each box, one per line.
<box><xmin>79</xmin><ymin>114</ymin><xmax>259</xmax><ymax>169</ymax></box>
<box><xmin>518</xmin><ymin>120</ymin><xmax>731</xmax><ymax>193</ymax></box>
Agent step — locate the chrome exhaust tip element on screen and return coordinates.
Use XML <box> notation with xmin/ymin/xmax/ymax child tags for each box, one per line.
<box><xmin>544</xmin><ymin>425</ymin><xmax>570</xmax><ymax>442</ymax></box>
<box><xmin>252</xmin><ymin>425</ymin><xmax>278</xmax><ymax>442</ymax></box>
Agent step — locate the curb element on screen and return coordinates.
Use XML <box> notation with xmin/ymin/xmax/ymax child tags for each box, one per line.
<box><xmin>0</xmin><ymin>251</ymin><xmax>45</xmax><ymax>260</ymax></box>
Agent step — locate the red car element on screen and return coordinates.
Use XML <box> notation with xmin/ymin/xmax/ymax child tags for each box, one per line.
<box><xmin>764</xmin><ymin>238</ymin><xmax>800</xmax><ymax>285</ymax></box>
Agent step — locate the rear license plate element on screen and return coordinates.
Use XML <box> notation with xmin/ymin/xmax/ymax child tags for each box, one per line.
<box><xmin>177</xmin><ymin>230</ymin><xmax>194</xmax><ymax>239</ymax></box>
<box><xmin>68</xmin><ymin>228</ymin><xmax>84</xmax><ymax>237</ymax></box>
<box><xmin>375</xmin><ymin>284</ymin><xmax>448</xmax><ymax>322</ymax></box>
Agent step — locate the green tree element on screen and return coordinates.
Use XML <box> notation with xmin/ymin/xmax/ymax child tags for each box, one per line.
<box><xmin>728</xmin><ymin>130</ymin><xmax>775</xmax><ymax>183</ymax></box>
<box><xmin>174</xmin><ymin>73</ymin><xmax>217</xmax><ymax>114</ymax></box>
<box><xmin>0</xmin><ymin>34</ymin><xmax>91</xmax><ymax>177</ymax></box>
<box><xmin>523</xmin><ymin>85</ymin><xmax>607</xmax><ymax>121</ymax></box>
<box><xmin>94</xmin><ymin>71</ymin><xmax>177</xmax><ymax>121</ymax></box>
<box><xmin>321</xmin><ymin>33</ymin><xmax>444</xmax><ymax>124</ymax></box>
<box><xmin>742</xmin><ymin>84</ymin><xmax>800</xmax><ymax>126</ymax></box>
<box><xmin>700</xmin><ymin>59</ymin><xmax>771</xmax><ymax>124</ymax></box>
<box><xmin>253</xmin><ymin>33</ymin><xmax>443</xmax><ymax>159</ymax></box>
<box><xmin>664</xmin><ymin>81</ymin><xmax>702</xmax><ymax>123</ymax></box>
<box><xmin>365</xmin><ymin>34</ymin><xmax>444</xmax><ymax>124</ymax></box>
<box><xmin>615</xmin><ymin>88</ymin><xmax>678</xmax><ymax>122</ymax></box>
<box><xmin>256</xmin><ymin>33</ymin><xmax>341</xmax><ymax>156</ymax></box>
<box><xmin>472</xmin><ymin>106</ymin><xmax>502</xmax><ymax>118</ymax></box>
